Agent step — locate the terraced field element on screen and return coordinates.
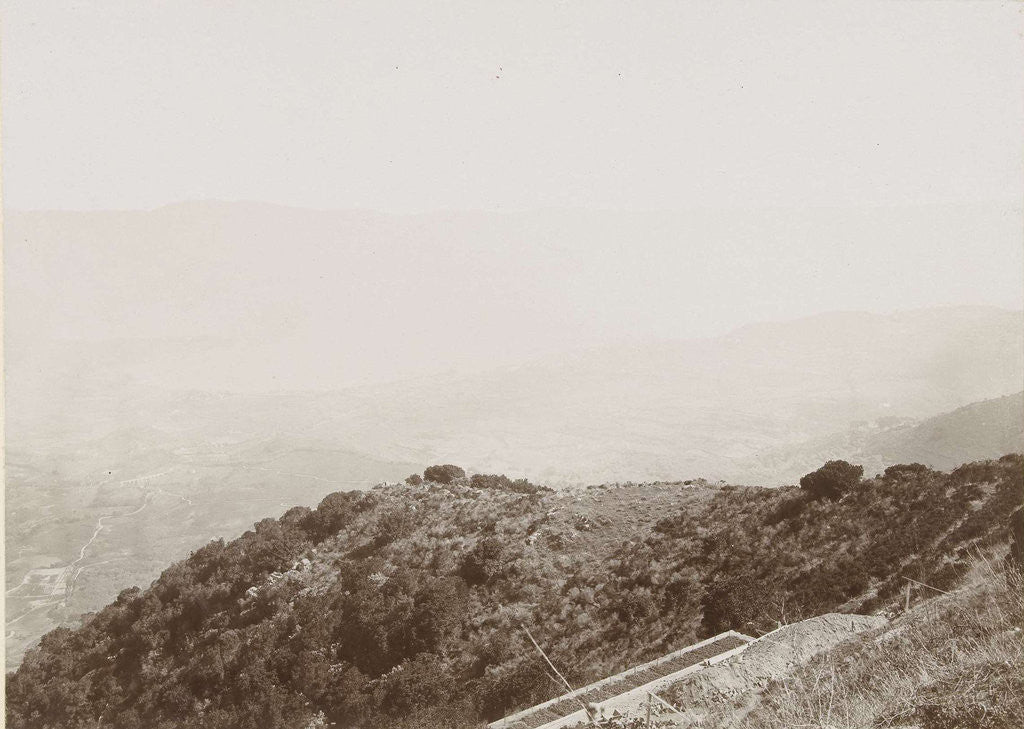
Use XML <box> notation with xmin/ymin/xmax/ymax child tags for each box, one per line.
<box><xmin>509</xmin><ymin>634</ymin><xmax>750</xmax><ymax>729</ymax></box>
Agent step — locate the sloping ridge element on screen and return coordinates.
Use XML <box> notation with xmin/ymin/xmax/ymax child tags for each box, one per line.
<box><xmin>862</xmin><ymin>391</ymin><xmax>1024</xmax><ymax>470</ymax></box>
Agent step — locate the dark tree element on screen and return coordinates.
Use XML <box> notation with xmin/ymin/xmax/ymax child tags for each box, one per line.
<box><xmin>470</xmin><ymin>473</ymin><xmax>511</xmax><ymax>490</ymax></box>
<box><xmin>302</xmin><ymin>491</ymin><xmax>372</xmax><ymax>542</ymax></box>
<box><xmin>701</xmin><ymin>575</ymin><xmax>780</xmax><ymax>636</ymax></box>
<box><xmin>883</xmin><ymin>463</ymin><xmax>932</xmax><ymax>480</ymax></box>
<box><xmin>405</xmin><ymin>473</ymin><xmax>423</xmax><ymax>486</ymax></box>
<box><xmin>374</xmin><ymin>507</ymin><xmax>418</xmax><ymax>545</ymax></box>
<box><xmin>799</xmin><ymin>460</ymin><xmax>863</xmax><ymax>500</ymax></box>
<box><xmin>459</xmin><ymin>536</ymin><xmax>514</xmax><ymax>586</ymax></box>
<box><xmin>423</xmin><ymin>464</ymin><xmax>466</xmax><ymax>485</ymax></box>
<box><xmin>470</xmin><ymin>473</ymin><xmax>547</xmax><ymax>494</ymax></box>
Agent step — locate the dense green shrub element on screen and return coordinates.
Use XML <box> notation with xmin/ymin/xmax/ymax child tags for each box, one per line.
<box><xmin>469</xmin><ymin>473</ymin><xmax>548</xmax><ymax>494</ymax></box>
<box><xmin>882</xmin><ymin>462</ymin><xmax>933</xmax><ymax>480</ymax></box>
<box><xmin>701</xmin><ymin>575</ymin><xmax>779</xmax><ymax>635</ymax></box>
<box><xmin>799</xmin><ymin>460</ymin><xmax>864</xmax><ymax>500</ymax></box>
<box><xmin>423</xmin><ymin>464</ymin><xmax>466</xmax><ymax>484</ymax></box>
<box><xmin>459</xmin><ymin>535</ymin><xmax>517</xmax><ymax>586</ymax></box>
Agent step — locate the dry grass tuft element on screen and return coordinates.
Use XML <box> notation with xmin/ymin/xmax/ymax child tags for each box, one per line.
<box><xmin>739</xmin><ymin>551</ymin><xmax>1023</xmax><ymax>729</ymax></box>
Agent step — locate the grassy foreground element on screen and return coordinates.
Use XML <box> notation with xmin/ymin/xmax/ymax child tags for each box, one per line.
<box><xmin>740</xmin><ymin>553</ymin><xmax>1023</xmax><ymax>729</ymax></box>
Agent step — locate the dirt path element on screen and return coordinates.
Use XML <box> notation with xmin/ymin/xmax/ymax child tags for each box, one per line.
<box><xmin>6</xmin><ymin>471</ymin><xmax>182</xmax><ymax>667</ymax></box>
<box><xmin>67</xmin><ymin>468</ymin><xmax>178</xmax><ymax>579</ymax></box>
<box><xmin>63</xmin><ymin>492</ymin><xmax>153</xmax><ymax>605</ymax></box>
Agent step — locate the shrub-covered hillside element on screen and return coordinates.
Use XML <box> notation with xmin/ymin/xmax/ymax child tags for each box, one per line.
<box><xmin>7</xmin><ymin>456</ymin><xmax>1022</xmax><ymax>729</ymax></box>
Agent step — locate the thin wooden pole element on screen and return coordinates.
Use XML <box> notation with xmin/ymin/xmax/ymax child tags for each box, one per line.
<box><xmin>520</xmin><ymin>624</ymin><xmax>599</xmax><ymax>727</ymax></box>
<box><xmin>901</xmin><ymin>575</ymin><xmax>953</xmax><ymax>595</ymax></box>
<box><xmin>645</xmin><ymin>692</ymin><xmax>652</xmax><ymax>728</ymax></box>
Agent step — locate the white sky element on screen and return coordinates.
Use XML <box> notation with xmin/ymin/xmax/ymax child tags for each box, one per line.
<box><xmin>2</xmin><ymin>1</ymin><xmax>1023</xmax><ymax>390</ymax></box>
<box><xmin>2</xmin><ymin>1</ymin><xmax>1022</xmax><ymax>212</ymax></box>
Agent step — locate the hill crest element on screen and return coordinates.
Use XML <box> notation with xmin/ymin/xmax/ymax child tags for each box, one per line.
<box><xmin>7</xmin><ymin>455</ymin><xmax>1022</xmax><ymax>729</ymax></box>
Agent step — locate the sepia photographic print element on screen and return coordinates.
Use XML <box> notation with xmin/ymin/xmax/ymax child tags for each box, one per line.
<box><xmin>2</xmin><ymin>2</ymin><xmax>1023</xmax><ymax>728</ymax></box>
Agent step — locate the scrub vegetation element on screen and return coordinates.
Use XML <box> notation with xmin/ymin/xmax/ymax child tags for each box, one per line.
<box><xmin>6</xmin><ymin>457</ymin><xmax>1022</xmax><ymax>729</ymax></box>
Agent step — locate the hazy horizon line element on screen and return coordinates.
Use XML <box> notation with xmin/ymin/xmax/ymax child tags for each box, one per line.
<box><xmin>17</xmin><ymin>304</ymin><xmax>1022</xmax><ymax>399</ymax></box>
<box><xmin>6</xmin><ymin>196</ymin><xmax>1023</xmax><ymax>217</ymax></box>
<box><xmin>32</xmin><ymin>301</ymin><xmax>1023</xmax><ymax>343</ymax></box>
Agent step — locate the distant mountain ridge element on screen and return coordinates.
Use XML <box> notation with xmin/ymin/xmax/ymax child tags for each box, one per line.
<box><xmin>6</xmin><ymin>201</ymin><xmax>1022</xmax><ymax>390</ymax></box>
<box><xmin>7</xmin><ymin>306</ymin><xmax>1022</xmax><ymax>485</ymax></box>
<box><xmin>733</xmin><ymin>391</ymin><xmax>1024</xmax><ymax>485</ymax></box>
<box><xmin>6</xmin><ymin>202</ymin><xmax>1022</xmax><ymax>484</ymax></box>
<box><xmin>286</xmin><ymin>305</ymin><xmax>1024</xmax><ymax>484</ymax></box>
<box><xmin>862</xmin><ymin>391</ymin><xmax>1024</xmax><ymax>470</ymax></box>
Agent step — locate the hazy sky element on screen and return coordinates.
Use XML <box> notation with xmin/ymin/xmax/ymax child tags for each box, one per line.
<box><xmin>2</xmin><ymin>1</ymin><xmax>1022</xmax><ymax>212</ymax></box>
<box><xmin>2</xmin><ymin>1</ymin><xmax>1023</xmax><ymax>391</ymax></box>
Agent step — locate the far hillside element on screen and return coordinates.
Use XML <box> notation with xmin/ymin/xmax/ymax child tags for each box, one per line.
<box><xmin>7</xmin><ymin>305</ymin><xmax>1022</xmax><ymax>487</ymax></box>
<box><xmin>736</xmin><ymin>391</ymin><xmax>1024</xmax><ymax>484</ymax></box>
<box><xmin>863</xmin><ymin>390</ymin><xmax>1024</xmax><ymax>470</ymax></box>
